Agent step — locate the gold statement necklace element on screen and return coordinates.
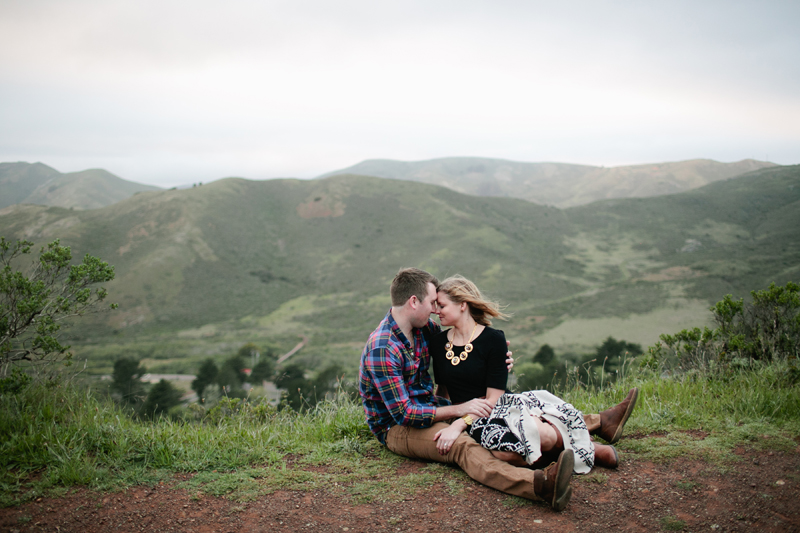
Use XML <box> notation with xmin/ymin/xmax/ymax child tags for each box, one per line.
<box><xmin>445</xmin><ymin>323</ymin><xmax>478</xmax><ymax>366</ymax></box>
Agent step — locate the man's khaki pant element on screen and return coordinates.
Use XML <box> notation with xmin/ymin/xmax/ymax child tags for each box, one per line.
<box><xmin>386</xmin><ymin>422</ymin><xmax>539</xmax><ymax>500</ymax></box>
<box><xmin>583</xmin><ymin>414</ymin><xmax>601</xmax><ymax>434</ymax></box>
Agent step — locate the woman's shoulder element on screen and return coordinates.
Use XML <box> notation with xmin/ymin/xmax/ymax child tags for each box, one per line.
<box><xmin>480</xmin><ymin>326</ymin><xmax>506</xmax><ymax>342</ymax></box>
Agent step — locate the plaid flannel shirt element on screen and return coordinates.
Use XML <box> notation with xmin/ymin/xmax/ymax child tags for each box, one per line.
<box><xmin>358</xmin><ymin>310</ymin><xmax>446</xmax><ymax>444</ymax></box>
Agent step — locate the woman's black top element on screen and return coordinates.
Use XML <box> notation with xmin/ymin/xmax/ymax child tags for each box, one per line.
<box><xmin>430</xmin><ymin>326</ymin><xmax>508</xmax><ymax>405</ymax></box>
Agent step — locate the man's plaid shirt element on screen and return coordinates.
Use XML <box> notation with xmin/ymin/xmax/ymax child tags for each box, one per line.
<box><xmin>359</xmin><ymin>310</ymin><xmax>447</xmax><ymax>444</ymax></box>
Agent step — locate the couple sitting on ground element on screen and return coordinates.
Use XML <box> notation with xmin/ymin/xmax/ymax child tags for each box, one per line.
<box><xmin>358</xmin><ymin>268</ymin><xmax>638</xmax><ymax>511</ymax></box>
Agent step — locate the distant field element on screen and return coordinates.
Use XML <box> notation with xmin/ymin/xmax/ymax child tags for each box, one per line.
<box><xmin>531</xmin><ymin>300</ymin><xmax>714</xmax><ymax>352</ymax></box>
<box><xmin>2</xmin><ymin>164</ymin><xmax>798</xmax><ymax>380</ymax></box>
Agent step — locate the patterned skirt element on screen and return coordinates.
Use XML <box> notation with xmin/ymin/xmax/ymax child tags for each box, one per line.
<box><xmin>466</xmin><ymin>390</ymin><xmax>594</xmax><ymax>474</ymax></box>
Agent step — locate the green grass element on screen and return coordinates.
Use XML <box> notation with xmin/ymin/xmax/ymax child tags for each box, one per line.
<box><xmin>0</xmin><ymin>382</ymin><xmax>373</xmax><ymax>506</ymax></box>
<box><xmin>674</xmin><ymin>479</ymin><xmax>699</xmax><ymax>491</ymax></box>
<box><xmin>580</xmin><ymin>471</ymin><xmax>609</xmax><ymax>484</ymax></box>
<box><xmin>1</xmin><ymin>355</ymin><xmax>798</xmax><ymax>508</ymax></box>
<box><xmin>559</xmin><ymin>359</ymin><xmax>800</xmax><ymax>433</ymax></box>
<box><xmin>551</xmin><ymin>359</ymin><xmax>800</xmax><ymax>467</ymax></box>
<box><xmin>660</xmin><ymin>515</ymin><xmax>686</xmax><ymax>531</ymax></box>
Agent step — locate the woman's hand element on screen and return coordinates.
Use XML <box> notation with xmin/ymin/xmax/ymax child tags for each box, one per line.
<box><xmin>505</xmin><ymin>340</ymin><xmax>514</xmax><ymax>371</ymax></box>
<box><xmin>459</xmin><ymin>398</ymin><xmax>493</xmax><ymax>418</ymax></box>
<box><xmin>434</xmin><ymin>422</ymin><xmax>466</xmax><ymax>455</ymax></box>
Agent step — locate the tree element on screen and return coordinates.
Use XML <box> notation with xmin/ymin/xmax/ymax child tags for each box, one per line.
<box><xmin>573</xmin><ymin>337</ymin><xmax>643</xmax><ymax>387</ymax></box>
<box><xmin>192</xmin><ymin>358</ymin><xmax>218</xmax><ymax>401</ymax></box>
<box><xmin>312</xmin><ymin>363</ymin><xmax>344</xmax><ymax>399</ymax></box>
<box><xmin>514</xmin><ymin>345</ymin><xmax>560</xmax><ymax>391</ymax></box>
<box><xmin>514</xmin><ymin>362</ymin><xmax>553</xmax><ymax>391</ymax></box>
<box><xmin>223</xmin><ymin>355</ymin><xmax>247</xmax><ymax>383</ymax></box>
<box><xmin>237</xmin><ymin>342</ymin><xmax>261</xmax><ymax>363</ymax></box>
<box><xmin>595</xmin><ymin>337</ymin><xmax>643</xmax><ymax>363</ymax></box>
<box><xmin>140</xmin><ymin>379</ymin><xmax>182</xmax><ymax>419</ymax></box>
<box><xmin>111</xmin><ymin>357</ymin><xmax>146</xmax><ymax>404</ymax></box>
<box><xmin>238</xmin><ymin>342</ymin><xmax>276</xmax><ymax>382</ymax></box>
<box><xmin>533</xmin><ymin>344</ymin><xmax>556</xmax><ymax>365</ymax></box>
<box><xmin>275</xmin><ymin>363</ymin><xmax>312</xmax><ymax>411</ymax></box>
<box><xmin>217</xmin><ymin>355</ymin><xmax>247</xmax><ymax>397</ymax></box>
<box><xmin>249</xmin><ymin>358</ymin><xmax>275</xmax><ymax>383</ymax></box>
<box><xmin>0</xmin><ymin>238</ymin><xmax>116</xmax><ymax>377</ymax></box>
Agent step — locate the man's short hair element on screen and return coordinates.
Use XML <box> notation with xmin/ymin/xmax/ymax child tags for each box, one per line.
<box><xmin>390</xmin><ymin>268</ymin><xmax>439</xmax><ymax>307</ymax></box>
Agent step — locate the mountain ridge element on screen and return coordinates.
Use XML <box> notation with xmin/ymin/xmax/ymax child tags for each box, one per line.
<box><xmin>318</xmin><ymin>157</ymin><xmax>776</xmax><ymax>207</ymax></box>
<box><xmin>1</xmin><ymin>157</ymin><xmax>777</xmax><ymax>211</ymax></box>
<box><xmin>0</xmin><ymin>162</ymin><xmax>162</xmax><ymax>210</ymax></box>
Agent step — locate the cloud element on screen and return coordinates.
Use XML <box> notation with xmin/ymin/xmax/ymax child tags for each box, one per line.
<box><xmin>1</xmin><ymin>0</ymin><xmax>798</xmax><ymax>186</ymax></box>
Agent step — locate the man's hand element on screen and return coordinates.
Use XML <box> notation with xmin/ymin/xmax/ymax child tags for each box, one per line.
<box><xmin>506</xmin><ymin>339</ymin><xmax>514</xmax><ymax>371</ymax></box>
<box><xmin>459</xmin><ymin>398</ymin><xmax>493</xmax><ymax>418</ymax></box>
<box><xmin>434</xmin><ymin>421</ymin><xmax>466</xmax><ymax>455</ymax></box>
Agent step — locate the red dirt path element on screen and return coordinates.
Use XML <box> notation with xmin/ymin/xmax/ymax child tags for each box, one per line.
<box><xmin>2</xmin><ymin>444</ymin><xmax>798</xmax><ymax>532</ymax></box>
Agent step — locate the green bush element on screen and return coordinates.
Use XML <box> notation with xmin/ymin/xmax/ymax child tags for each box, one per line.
<box><xmin>0</xmin><ymin>238</ymin><xmax>116</xmax><ymax>378</ymax></box>
<box><xmin>649</xmin><ymin>281</ymin><xmax>800</xmax><ymax>372</ymax></box>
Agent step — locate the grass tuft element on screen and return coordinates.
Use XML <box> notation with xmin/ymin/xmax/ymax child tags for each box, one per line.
<box><xmin>660</xmin><ymin>515</ymin><xmax>686</xmax><ymax>530</ymax></box>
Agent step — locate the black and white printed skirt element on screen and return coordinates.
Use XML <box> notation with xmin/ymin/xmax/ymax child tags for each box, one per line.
<box><xmin>467</xmin><ymin>390</ymin><xmax>594</xmax><ymax>473</ymax></box>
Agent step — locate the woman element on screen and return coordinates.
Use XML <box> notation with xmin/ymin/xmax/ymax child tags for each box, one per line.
<box><xmin>430</xmin><ymin>275</ymin><xmax>618</xmax><ymax>473</ymax></box>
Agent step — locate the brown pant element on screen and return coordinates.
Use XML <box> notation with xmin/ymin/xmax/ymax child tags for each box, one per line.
<box><xmin>583</xmin><ymin>413</ymin><xmax>601</xmax><ymax>433</ymax></box>
<box><xmin>385</xmin><ymin>413</ymin><xmax>603</xmax><ymax>500</ymax></box>
<box><xmin>385</xmin><ymin>422</ymin><xmax>538</xmax><ymax>500</ymax></box>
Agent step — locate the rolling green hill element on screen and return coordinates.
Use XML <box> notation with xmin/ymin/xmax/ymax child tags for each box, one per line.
<box><xmin>0</xmin><ymin>162</ymin><xmax>161</xmax><ymax>210</ymax></box>
<box><xmin>0</xmin><ymin>165</ymin><xmax>797</xmax><ymax>377</ymax></box>
<box><xmin>318</xmin><ymin>157</ymin><xmax>775</xmax><ymax>207</ymax></box>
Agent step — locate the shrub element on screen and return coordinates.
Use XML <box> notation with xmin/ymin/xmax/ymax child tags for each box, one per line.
<box><xmin>0</xmin><ymin>238</ymin><xmax>116</xmax><ymax>378</ymax></box>
<box><xmin>646</xmin><ymin>281</ymin><xmax>800</xmax><ymax>373</ymax></box>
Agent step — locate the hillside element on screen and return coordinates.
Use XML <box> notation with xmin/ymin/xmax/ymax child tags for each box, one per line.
<box><xmin>0</xmin><ymin>162</ymin><xmax>161</xmax><ymax>210</ymax></box>
<box><xmin>0</xmin><ymin>165</ymin><xmax>797</xmax><ymax>375</ymax></box>
<box><xmin>318</xmin><ymin>157</ymin><xmax>776</xmax><ymax>207</ymax></box>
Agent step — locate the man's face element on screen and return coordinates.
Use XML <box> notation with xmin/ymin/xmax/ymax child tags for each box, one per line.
<box><xmin>411</xmin><ymin>282</ymin><xmax>438</xmax><ymax>328</ymax></box>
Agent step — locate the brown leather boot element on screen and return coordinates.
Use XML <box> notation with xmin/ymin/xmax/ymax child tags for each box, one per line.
<box><xmin>593</xmin><ymin>443</ymin><xmax>619</xmax><ymax>469</ymax></box>
<box><xmin>595</xmin><ymin>388</ymin><xmax>638</xmax><ymax>444</ymax></box>
<box><xmin>533</xmin><ymin>449</ymin><xmax>574</xmax><ymax>511</ymax></box>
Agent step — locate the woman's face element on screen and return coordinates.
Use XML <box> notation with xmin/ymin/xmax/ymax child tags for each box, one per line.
<box><xmin>436</xmin><ymin>292</ymin><xmax>464</xmax><ymax>327</ymax></box>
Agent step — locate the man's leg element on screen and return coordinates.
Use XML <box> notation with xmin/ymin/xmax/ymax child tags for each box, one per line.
<box><xmin>385</xmin><ymin>423</ymin><xmax>536</xmax><ymax>501</ymax></box>
<box><xmin>385</xmin><ymin>422</ymin><xmax>453</xmax><ymax>463</ymax></box>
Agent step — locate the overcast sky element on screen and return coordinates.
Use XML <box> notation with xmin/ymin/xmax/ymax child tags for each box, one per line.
<box><xmin>1</xmin><ymin>0</ymin><xmax>798</xmax><ymax>188</ymax></box>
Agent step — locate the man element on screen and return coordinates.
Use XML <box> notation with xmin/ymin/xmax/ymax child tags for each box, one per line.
<box><xmin>359</xmin><ymin>267</ymin><xmax>637</xmax><ymax>511</ymax></box>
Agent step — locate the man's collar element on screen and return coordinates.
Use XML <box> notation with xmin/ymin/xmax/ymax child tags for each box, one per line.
<box><xmin>388</xmin><ymin>308</ymin><xmax>415</xmax><ymax>350</ymax></box>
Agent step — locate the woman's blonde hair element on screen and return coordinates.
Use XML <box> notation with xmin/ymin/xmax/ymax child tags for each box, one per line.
<box><xmin>437</xmin><ymin>275</ymin><xmax>509</xmax><ymax>326</ymax></box>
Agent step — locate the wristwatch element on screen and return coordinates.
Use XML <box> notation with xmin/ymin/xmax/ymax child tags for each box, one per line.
<box><xmin>462</xmin><ymin>414</ymin><xmax>474</xmax><ymax>426</ymax></box>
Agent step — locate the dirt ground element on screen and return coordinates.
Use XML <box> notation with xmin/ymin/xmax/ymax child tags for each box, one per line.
<box><xmin>2</xmin><ymin>442</ymin><xmax>798</xmax><ymax>533</ymax></box>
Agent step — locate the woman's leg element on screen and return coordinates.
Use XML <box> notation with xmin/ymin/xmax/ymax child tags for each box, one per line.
<box><xmin>491</xmin><ymin>417</ymin><xmax>561</xmax><ymax>466</ymax></box>
<box><xmin>538</xmin><ymin>417</ymin><xmax>562</xmax><ymax>451</ymax></box>
<box><xmin>490</xmin><ymin>450</ymin><xmax>527</xmax><ymax>466</ymax></box>
<box><xmin>592</xmin><ymin>442</ymin><xmax>619</xmax><ymax>469</ymax></box>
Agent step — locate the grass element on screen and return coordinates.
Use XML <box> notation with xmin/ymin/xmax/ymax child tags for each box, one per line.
<box><xmin>581</xmin><ymin>471</ymin><xmax>609</xmax><ymax>484</ymax></box>
<box><xmin>1</xmin><ymin>356</ymin><xmax>798</xmax><ymax>508</ymax></box>
<box><xmin>0</xmin><ymin>382</ymin><xmax>373</xmax><ymax>506</ymax></box>
<box><xmin>553</xmin><ymin>358</ymin><xmax>800</xmax><ymax>468</ymax></box>
<box><xmin>674</xmin><ymin>479</ymin><xmax>699</xmax><ymax>491</ymax></box>
<box><xmin>660</xmin><ymin>515</ymin><xmax>686</xmax><ymax>531</ymax></box>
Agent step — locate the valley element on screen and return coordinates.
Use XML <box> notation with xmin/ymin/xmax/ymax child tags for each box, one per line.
<box><xmin>1</xmin><ymin>162</ymin><xmax>798</xmax><ymax>382</ymax></box>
